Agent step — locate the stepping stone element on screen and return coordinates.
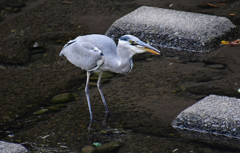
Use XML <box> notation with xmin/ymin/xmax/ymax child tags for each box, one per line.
<box><xmin>106</xmin><ymin>6</ymin><xmax>236</xmax><ymax>61</ymax></box>
<box><xmin>171</xmin><ymin>94</ymin><xmax>240</xmax><ymax>149</ymax></box>
<box><xmin>0</xmin><ymin>141</ymin><xmax>28</xmax><ymax>153</ymax></box>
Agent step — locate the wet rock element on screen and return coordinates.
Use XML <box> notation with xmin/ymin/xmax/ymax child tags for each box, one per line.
<box><xmin>89</xmin><ymin>82</ymin><xmax>97</xmax><ymax>86</ymax></box>
<box><xmin>0</xmin><ymin>15</ymin><xmax>4</xmax><ymax>22</ymax></box>
<box><xmin>91</xmin><ymin>72</ymin><xmax>114</xmax><ymax>79</ymax></box>
<box><xmin>47</xmin><ymin>106</ymin><xmax>60</xmax><ymax>111</ymax></box>
<box><xmin>168</xmin><ymin>57</ymin><xmax>186</xmax><ymax>64</ymax></box>
<box><xmin>0</xmin><ymin>38</ymin><xmax>30</xmax><ymax>64</ymax></box>
<box><xmin>51</xmin><ymin>93</ymin><xmax>75</xmax><ymax>104</ymax></box>
<box><xmin>6</xmin><ymin>1</ymin><xmax>26</xmax><ymax>8</ymax></box>
<box><xmin>184</xmin><ymin>74</ymin><xmax>240</xmax><ymax>97</ymax></box>
<box><xmin>82</xmin><ymin>145</ymin><xmax>95</xmax><ymax>153</ymax></box>
<box><xmin>95</xmin><ymin>141</ymin><xmax>122</xmax><ymax>153</ymax></box>
<box><xmin>101</xmin><ymin>128</ymin><xmax>131</xmax><ymax>135</ymax></box>
<box><xmin>133</xmin><ymin>53</ymin><xmax>150</xmax><ymax>60</ymax></box>
<box><xmin>207</xmin><ymin>64</ymin><xmax>224</xmax><ymax>69</ymax></box>
<box><xmin>106</xmin><ymin>6</ymin><xmax>236</xmax><ymax>61</ymax></box>
<box><xmin>30</xmin><ymin>48</ymin><xmax>46</xmax><ymax>55</ymax></box>
<box><xmin>0</xmin><ymin>141</ymin><xmax>28</xmax><ymax>153</ymax></box>
<box><xmin>202</xmin><ymin>147</ymin><xmax>213</xmax><ymax>153</ymax></box>
<box><xmin>33</xmin><ymin>108</ymin><xmax>49</xmax><ymax>115</ymax></box>
<box><xmin>172</xmin><ymin>94</ymin><xmax>240</xmax><ymax>149</ymax></box>
<box><xmin>101</xmin><ymin>72</ymin><xmax>114</xmax><ymax>78</ymax></box>
<box><xmin>90</xmin><ymin>72</ymin><xmax>114</xmax><ymax>85</ymax></box>
<box><xmin>12</xmin><ymin>8</ymin><xmax>21</xmax><ymax>13</ymax></box>
<box><xmin>31</xmin><ymin>53</ymin><xmax>44</xmax><ymax>61</ymax></box>
<box><xmin>48</xmin><ymin>104</ymin><xmax>66</xmax><ymax>111</ymax></box>
<box><xmin>4</xmin><ymin>7</ymin><xmax>13</xmax><ymax>11</ymax></box>
<box><xmin>145</xmin><ymin>58</ymin><xmax>154</xmax><ymax>62</ymax></box>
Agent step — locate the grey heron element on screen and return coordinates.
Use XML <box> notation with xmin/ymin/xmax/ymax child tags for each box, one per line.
<box><xmin>59</xmin><ymin>34</ymin><xmax>160</xmax><ymax>129</ymax></box>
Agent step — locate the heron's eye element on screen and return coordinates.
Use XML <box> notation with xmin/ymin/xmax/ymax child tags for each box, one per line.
<box><xmin>129</xmin><ymin>40</ymin><xmax>138</xmax><ymax>45</ymax></box>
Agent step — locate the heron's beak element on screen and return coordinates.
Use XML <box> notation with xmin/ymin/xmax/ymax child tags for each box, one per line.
<box><xmin>136</xmin><ymin>41</ymin><xmax>160</xmax><ymax>55</ymax></box>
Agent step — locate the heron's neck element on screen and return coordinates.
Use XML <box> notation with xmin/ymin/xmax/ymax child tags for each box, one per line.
<box><xmin>115</xmin><ymin>44</ymin><xmax>135</xmax><ymax>74</ymax></box>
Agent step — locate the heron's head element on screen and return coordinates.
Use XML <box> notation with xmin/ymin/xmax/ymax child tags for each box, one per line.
<box><xmin>118</xmin><ymin>35</ymin><xmax>160</xmax><ymax>55</ymax></box>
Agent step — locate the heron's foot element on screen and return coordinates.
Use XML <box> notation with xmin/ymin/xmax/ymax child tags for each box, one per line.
<box><xmin>87</xmin><ymin>118</ymin><xmax>99</xmax><ymax>131</ymax></box>
<box><xmin>102</xmin><ymin>111</ymin><xmax>113</xmax><ymax>126</ymax></box>
<box><xmin>106</xmin><ymin>110</ymin><xmax>113</xmax><ymax>116</ymax></box>
<box><xmin>102</xmin><ymin>118</ymin><xmax>107</xmax><ymax>127</ymax></box>
<box><xmin>101</xmin><ymin>110</ymin><xmax>113</xmax><ymax>116</ymax></box>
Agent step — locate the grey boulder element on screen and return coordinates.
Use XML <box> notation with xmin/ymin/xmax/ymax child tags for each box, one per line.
<box><xmin>106</xmin><ymin>6</ymin><xmax>236</xmax><ymax>61</ymax></box>
<box><xmin>0</xmin><ymin>141</ymin><xmax>28</xmax><ymax>153</ymax></box>
<box><xmin>172</xmin><ymin>94</ymin><xmax>240</xmax><ymax>149</ymax></box>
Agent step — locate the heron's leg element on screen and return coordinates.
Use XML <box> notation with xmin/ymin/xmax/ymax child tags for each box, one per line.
<box><xmin>97</xmin><ymin>72</ymin><xmax>110</xmax><ymax>125</ymax></box>
<box><xmin>85</xmin><ymin>71</ymin><xmax>93</xmax><ymax>130</ymax></box>
<box><xmin>97</xmin><ymin>72</ymin><xmax>109</xmax><ymax>114</ymax></box>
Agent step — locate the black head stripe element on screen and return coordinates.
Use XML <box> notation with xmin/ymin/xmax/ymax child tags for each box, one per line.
<box><xmin>119</xmin><ymin>35</ymin><xmax>130</xmax><ymax>41</ymax></box>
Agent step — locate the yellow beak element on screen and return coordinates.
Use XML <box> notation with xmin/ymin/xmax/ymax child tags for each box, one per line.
<box><xmin>136</xmin><ymin>40</ymin><xmax>161</xmax><ymax>55</ymax></box>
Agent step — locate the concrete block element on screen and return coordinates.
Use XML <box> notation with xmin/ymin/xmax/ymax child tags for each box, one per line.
<box><xmin>105</xmin><ymin>6</ymin><xmax>236</xmax><ymax>61</ymax></box>
<box><xmin>0</xmin><ymin>141</ymin><xmax>28</xmax><ymax>153</ymax></box>
<box><xmin>171</xmin><ymin>95</ymin><xmax>240</xmax><ymax>149</ymax></box>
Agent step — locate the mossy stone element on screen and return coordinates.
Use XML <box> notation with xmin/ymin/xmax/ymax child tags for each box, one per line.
<box><xmin>33</xmin><ymin>108</ymin><xmax>49</xmax><ymax>115</ymax></box>
<box><xmin>82</xmin><ymin>145</ymin><xmax>95</xmax><ymax>153</ymax></box>
<box><xmin>51</xmin><ymin>93</ymin><xmax>75</xmax><ymax>104</ymax></box>
<box><xmin>95</xmin><ymin>141</ymin><xmax>122</xmax><ymax>152</ymax></box>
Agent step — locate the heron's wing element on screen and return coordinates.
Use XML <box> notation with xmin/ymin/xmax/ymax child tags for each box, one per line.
<box><xmin>60</xmin><ymin>39</ymin><xmax>104</xmax><ymax>71</ymax></box>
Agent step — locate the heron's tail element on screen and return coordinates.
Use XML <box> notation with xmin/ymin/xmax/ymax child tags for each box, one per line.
<box><xmin>59</xmin><ymin>50</ymin><xmax>64</xmax><ymax>56</ymax></box>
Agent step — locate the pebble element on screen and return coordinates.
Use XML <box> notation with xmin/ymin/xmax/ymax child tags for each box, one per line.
<box><xmin>95</xmin><ymin>141</ymin><xmax>122</xmax><ymax>152</ymax></box>
<box><xmin>133</xmin><ymin>54</ymin><xmax>150</xmax><ymax>60</ymax></box>
<box><xmin>30</xmin><ymin>48</ymin><xmax>46</xmax><ymax>54</ymax></box>
<box><xmin>12</xmin><ymin>8</ymin><xmax>21</xmax><ymax>13</ymax></box>
<box><xmin>7</xmin><ymin>1</ymin><xmax>26</xmax><ymax>8</ymax></box>
<box><xmin>89</xmin><ymin>82</ymin><xmax>97</xmax><ymax>86</ymax></box>
<box><xmin>145</xmin><ymin>58</ymin><xmax>154</xmax><ymax>62</ymax></box>
<box><xmin>207</xmin><ymin>64</ymin><xmax>224</xmax><ymax>69</ymax></box>
<box><xmin>33</xmin><ymin>108</ymin><xmax>49</xmax><ymax>115</ymax></box>
<box><xmin>31</xmin><ymin>53</ymin><xmax>44</xmax><ymax>60</ymax></box>
<box><xmin>101</xmin><ymin>72</ymin><xmax>114</xmax><ymax>78</ymax></box>
<box><xmin>91</xmin><ymin>72</ymin><xmax>114</xmax><ymax>79</ymax></box>
<box><xmin>82</xmin><ymin>141</ymin><xmax>122</xmax><ymax>153</ymax></box>
<box><xmin>0</xmin><ymin>15</ymin><xmax>4</xmax><ymax>22</ymax></box>
<box><xmin>51</xmin><ymin>93</ymin><xmax>75</xmax><ymax>104</ymax></box>
<box><xmin>47</xmin><ymin>106</ymin><xmax>61</xmax><ymax>111</ymax></box>
<box><xmin>168</xmin><ymin>57</ymin><xmax>186</xmax><ymax>64</ymax></box>
<box><xmin>202</xmin><ymin>147</ymin><xmax>213</xmax><ymax>153</ymax></box>
<box><xmin>5</xmin><ymin>7</ymin><xmax>13</xmax><ymax>11</ymax></box>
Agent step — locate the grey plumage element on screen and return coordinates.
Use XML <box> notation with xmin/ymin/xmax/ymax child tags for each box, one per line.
<box><xmin>59</xmin><ymin>34</ymin><xmax>160</xmax><ymax>129</ymax></box>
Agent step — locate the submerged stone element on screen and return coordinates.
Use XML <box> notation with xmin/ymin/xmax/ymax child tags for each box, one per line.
<box><xmin>102</xmin><ymin>72</ymin><xmax>114</xmax><ymax>78</ymax></box>
<box><xmin>172</xmin><ymin>94</ymin><xmax>240</xmax><ymax>149</ymax></box>
<box><xmin>95</xmin><ymin>141</ymin><xmax>122</xmax><ymax>152</ymax></box>
<box><xmin>106</xmin><ymin>6</ymin><xmax>236</xmax><ymax>61</ymax></box>
<box><xmin>33</xmin><ymin>108</ymin><xmax>49</xmax><ymax>114</ymax></box>
<box><xmin>0</xmin><ymin>15</ymin><xmax>4</xmax><ymax>22</ymax></box>
<box><xmin>82</xmin><ymin>145</ymin><xmax>95</xmax><ymax>153</ymax></box>
<box><xmin>207</xmin><ymin>64</ymin><xmax>224</xmax><ymax>69</ymax></box>
<box><xmin>51</xmin><ymin>93</ymin><xmax>75</xmax><ymax>104</ymax></box>
<box><xmin>91</xmin><ymin>72</ymin><xmax>114</xmax><ymax>79</ymax></box>
<box><xmin>47</xmin><ymin>106</ymin><xmax>61</xmax><ymax>111</ymax></box>
<box><xmin>48</xmin><ymin>103</ymin><xmax>67</xmax><ymax>111</ymax></box>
